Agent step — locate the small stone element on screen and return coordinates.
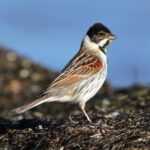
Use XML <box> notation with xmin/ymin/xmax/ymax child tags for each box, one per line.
<box><xmin>38</xmin><ymin>125</ymin><xmax>43</xmax><ymax>129</ymax></box>
<box><xmin>136</xmin><ymin>122</ymin><xmax>140</xmax><ymax>125</ymax></box>
<box><xmin>137</xmin><ymin>138</ymin><xmax>146</xmax><ymax>142</ymax></box>
<box><xmin>33</xmin><ymin>111</ymin><xmax>42</xmax><ymax>117</ymax></box>
<box><xmin>90</xmin><ymin>133</ymin><xmax>102</xmax><ymax>139</ymax></box>
<box><xmin>8</xmin><ymin>80</ymin><xmax>22</xmax><ymax>93</ymax></box>
<box><xmin>60</xmin><ymin>147</ymin><xmax>64</xmax><ymax>150</ymax></box>
<box><xmin>6</xmin><ymin>52</ymin><xmax>17</xmax><ymax>61</ymax></box>
<box><xmin>19</xmin><ymin>69</ymin><xmax>30</xmax><ymax>78</ymax></box>
<box><xmin>102</xmin><ymin>98</ymin><xmax>110</xmax><ymax>106</ymax></box>
<box><xmin>105</xmin><ymin>112</ymin><xmax>120</xmax><ymax>118</ymax></box>
<box><xmin>28</xmin><ymin>128</ymin><xmax>33</xmax><ymax>131</ymax></box>
<box><xmin>112</xmin><ymin>111</ymin><xmax>120</xmax><ymax>117</ymax></box>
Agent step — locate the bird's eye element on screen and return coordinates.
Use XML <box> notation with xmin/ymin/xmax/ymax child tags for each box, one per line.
<box><xmin>98</xmin><ymin>32</ymin><xmax>105</xmax><ymax>36</ymax></box>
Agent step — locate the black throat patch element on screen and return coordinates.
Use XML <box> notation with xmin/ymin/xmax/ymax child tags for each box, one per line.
<box><xmin>100</xmin><ymin>47</ymin><xmax>106</xmax><ymax>55</ymax></box>
<box><xmin>99</xmin><ymin>40</ymin><xmax>110</xmax><ymax>55</ymax></box>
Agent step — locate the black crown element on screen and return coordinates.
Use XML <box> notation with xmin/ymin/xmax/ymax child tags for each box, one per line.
<box><xmin>87</xmin><ymin>23</ymin><xmax>111</xmax><ymax>37</ymax></box>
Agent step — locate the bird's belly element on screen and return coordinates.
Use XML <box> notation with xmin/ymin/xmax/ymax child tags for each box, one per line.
<box><xmin>74</xmin><ymin>69</ymin><xmax>107</xmax><ymax>103</ymax></box>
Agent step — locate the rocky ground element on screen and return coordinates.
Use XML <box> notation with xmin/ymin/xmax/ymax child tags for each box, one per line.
<box><xmin>0</xmin><ymin>47</ymin><xmax>150</xmax><ymax>150</ymax></box>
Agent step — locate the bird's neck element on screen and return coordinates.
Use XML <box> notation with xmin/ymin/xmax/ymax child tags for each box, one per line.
<box><xmin>81</xmin><ymin>36</ymin><xmax>107</xmax><ymax>64</ymax></box>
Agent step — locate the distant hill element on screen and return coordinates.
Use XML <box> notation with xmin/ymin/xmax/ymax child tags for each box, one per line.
<box><xmin>0</xmin><ymin>47</ymin><xmax>56</xmax><ymax>116</ymax></box>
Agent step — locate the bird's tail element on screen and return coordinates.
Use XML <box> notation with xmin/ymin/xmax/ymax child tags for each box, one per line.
<box><xmin>9</xmin><ymin>97</ymin><xmax>54</xmax><ymax>116</ymax></box>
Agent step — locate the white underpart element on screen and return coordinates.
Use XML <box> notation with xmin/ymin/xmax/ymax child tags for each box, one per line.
<box><xmin>98</xmin><ymin>38</ymin><xmax>109</xmax><ymax>47</ymax></box>
<box><xmin>80</xmin><ymin>48</ymin><xmax>107</xmax><ymax>103</ymax></box>
<box><xmin>100</xmin><ymin>47</ymin><xmax>107</xmax><ymax>62</ymax></box>
<box><xmin>77</xmin><ymin>66</ymin><xmax>107</xmax><ymax>105</ymax></box>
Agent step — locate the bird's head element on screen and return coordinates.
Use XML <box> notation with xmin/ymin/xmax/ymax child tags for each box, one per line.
<box><xmin>83</xmin><ymin>23</ymin><xmax>116</xmax><ymax>54</ymax></box>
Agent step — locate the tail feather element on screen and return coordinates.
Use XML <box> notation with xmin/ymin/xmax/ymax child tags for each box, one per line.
<box><xmin>10</xmin><ymin>97</ymin><xmax>53</xmax><ymax>116</ymax></box>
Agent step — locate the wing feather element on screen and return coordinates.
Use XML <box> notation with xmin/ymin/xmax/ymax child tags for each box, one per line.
<box><xmin>48</xmin><ymin>50</ymin><xmax>103</xmax><ymax>89</ymax></box>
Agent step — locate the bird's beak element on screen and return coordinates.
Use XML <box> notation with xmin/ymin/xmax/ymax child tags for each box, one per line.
<box><xmin>109</xmin><ymin>34</ymin><xmax>116</xmax><ymax>40</ymax></box>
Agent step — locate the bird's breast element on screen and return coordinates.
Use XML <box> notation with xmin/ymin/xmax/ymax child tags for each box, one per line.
<box><xmin>74</xmin><ymin>66</ymin><xmax>107</xmax><ymax>103</ymax></box>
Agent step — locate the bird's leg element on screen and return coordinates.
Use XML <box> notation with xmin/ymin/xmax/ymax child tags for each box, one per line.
<box><xmin>79</xmin><ymin>102</ymin><xmax>93</xmax><ymax>124</ymax></box>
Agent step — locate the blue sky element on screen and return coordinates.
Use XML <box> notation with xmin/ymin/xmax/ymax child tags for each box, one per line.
<box><xmin>0</xmin><ymin>0</ymin><xmax>150</xmax><ymax>87</ymax></box>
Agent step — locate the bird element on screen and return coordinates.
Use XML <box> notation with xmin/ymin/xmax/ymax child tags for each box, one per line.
<box><xmin>10</xmin><ymin>23</ymin><xmax>116</xmax><ymax>123</ymax></box>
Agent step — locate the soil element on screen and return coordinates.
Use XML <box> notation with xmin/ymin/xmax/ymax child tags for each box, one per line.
<box><xmin>0</xmin><ymin>47</ymin><xmax>150</xmax><ymax>150</ymax></box>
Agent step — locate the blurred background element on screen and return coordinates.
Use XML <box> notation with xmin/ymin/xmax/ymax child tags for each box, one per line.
<box><xmin>1</xmin><ymin>2</ymin><xmax>150</xmax><ymax>149</ymax></box>
<box><xmin>0</xmin><ymin>0</ymin><xmax>150</xmax><ymax>87</ymax></box>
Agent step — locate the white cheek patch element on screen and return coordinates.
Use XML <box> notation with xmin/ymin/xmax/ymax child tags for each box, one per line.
<box><xmin>98</xmin><ymin>38</ymin><xmax>109</xmax><ymax>47</ymax></box>
<box><xmin>83</xmin><ymin>35</ymin><xmax>99</xmax><ymax>50</ymax></box>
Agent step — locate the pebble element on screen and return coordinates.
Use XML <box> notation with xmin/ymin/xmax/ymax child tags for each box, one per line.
<box><xmin>6</xmin><ymin>52</ymin><xmax>17</xmax><ymax>62</ymax></box>
<box><xmin>102</xmin><ymin>98</ymin><xmax>111</xmax><ymax>106</ymax></box>
<box><xmin>19</xmin><ymin>69</ymin><xmax>30</xmax><ymax>78</ymax></box>
<box><xmin>38</xmin><ymin>125</ymin><xmax>43</xmax><ymax>130</ymax></box>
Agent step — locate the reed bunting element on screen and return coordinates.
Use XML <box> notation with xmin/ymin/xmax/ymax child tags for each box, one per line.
<box><xmin>11</xmin><ymin>23</ymin><xmax>116</xmax><ymax>123</ymax></box>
